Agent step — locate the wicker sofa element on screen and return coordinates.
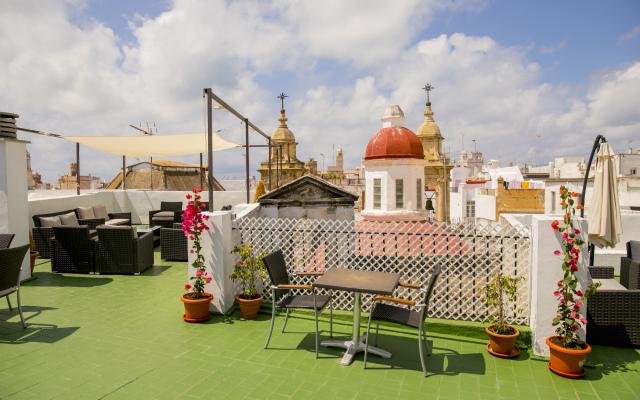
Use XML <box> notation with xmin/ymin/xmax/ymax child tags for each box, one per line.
<box><xmin>76</xmin><ymin>205</ymin><xmax>131</xmax><ymax>229</ymax></box>
<box><xmin>586</xmin><ymin>262</ymin><xmax>640</xmax><ymax>348</ymax></box>
<box><xmin>32</xmin><ymin>209</ymin><xmax>95</xmax><ymax>258</ymax></box>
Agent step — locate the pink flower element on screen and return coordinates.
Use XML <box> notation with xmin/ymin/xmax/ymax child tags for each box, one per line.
<box><xmin>560</xmin><ymin>299</ymin><xmax>566</xmax><ymax>305</ymax></box>
<box><xmin>580</xmin><ymin>318</ymin><xmax>588</xmax><ymax>324</ymax></box>
<box><xmin>554</xmin><ymin>291</ymin><xmax>560</xmax><ymax>297</ymax></box>
<box><xmin>574</xmin><ymin>229</ymin><xmax>580</xmax><ymax>234</ymax></box>
<box><xmin>198</xmin><ymin>188</ymin><xmax>202</xmax><ymax>192</ymax></box>
<box><xmin>557</xmin><ymin>281</ymin><xmax>563</xmax><ymax>287</ymax></box>
<box><xmin>186</xmin><ymin>194</ymin><xmax>192</xmax><ymax>199</ymax></box>
<box><xmin>571</xmin><ymin>324</ymin><xmax>579</xmax><ymax>331</ymax></box>
<box><xmin>570</xmin><ymin>311</ymin><xmax>577</xmax><ymax>319</ymax></box>
<box><xmin>576</xmin><ymin>290</ymin><xmax>583</xmax><ymax>297</ymax></box>
<box><xmin>554</xmin><ymin>250</ymin><xmax>561</xmax><ymax>256</ymax></box>
<box><xmin>196</xmin><ymin>271</ymin><xmax>202</xmax><ymax>277</ymax></box>
<box><xmin>576</xmin><ymin>301</ymin><xmax>583</xmax><ymax>308</ymax></box>
<box><xmin>567</xmin><ymin>239</ymin><xmax>574</xmax><ymax>245</ymax></box>
<box><xmin>185</xmin><ymin>284</ymin><xmax>192</xmax><ymax>290</ymax></box>
<box><xmin>570</xmin><ymin>265</ymin><xmax>578</xmax><ymax>271</ymax></box>
<box><xmin>205</xmin><ymin>277</ymin><xmax>212</xmax><ymax>284</ymax></box>
<box><xmin>563</xmin><ymin>232</ymin><xmax>568</xmax><ymax>239</ymax></box>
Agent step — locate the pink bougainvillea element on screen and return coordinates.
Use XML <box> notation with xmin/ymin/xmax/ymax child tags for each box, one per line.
<box><xmin>182</xmin><ymin>188</ymin><xmax>211</xmax><ymax>299</ymax></box>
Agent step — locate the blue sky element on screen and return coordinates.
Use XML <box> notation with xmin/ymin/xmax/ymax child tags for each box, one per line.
<box><xmin>1</xmin><ymin>0</ymin><xmax>639</xmax><ymax>184</ymax></box>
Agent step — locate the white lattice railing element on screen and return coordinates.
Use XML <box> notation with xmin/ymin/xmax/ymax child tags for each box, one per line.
<box><xmin>232</xmin><ymin>217</ymin><xmax>531</xmax><ymax>325</ymax></box>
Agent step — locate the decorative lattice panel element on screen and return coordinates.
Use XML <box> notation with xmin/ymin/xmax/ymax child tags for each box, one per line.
<box><xmin>232</xmin><ymin>217</ymin><xmax>531</xmax><ymax>325</ymax></box>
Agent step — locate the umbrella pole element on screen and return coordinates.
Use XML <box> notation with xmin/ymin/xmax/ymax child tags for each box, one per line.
<box><xmin>580</xmin><ymin>134</ymin><xmax>607</xmax><ymax>266</ymax></box>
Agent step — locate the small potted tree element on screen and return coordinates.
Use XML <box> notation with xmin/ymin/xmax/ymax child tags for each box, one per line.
<box><xmin>181</xmin><ymin>188</ymin><xmax>213</xmax><ymax>323</ymax></box>
<box><xmin>547</xmin><ymin>186</ymin><xmax>600</xmax><ymax>378</ymax></box>
<box><xmin>229</xmin><ymin>243</ymin><xmax>268</xmax><ymax>319</ymax></box>
<box><xmin>484</xmin><ymin>272</ymin><xmax>524</xmax><ymax>358</ymax></box>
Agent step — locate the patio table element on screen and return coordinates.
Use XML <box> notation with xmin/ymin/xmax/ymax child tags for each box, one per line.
<box><xmin>313</xmin><ymin>268</ymin><xmax>401</xmax><ymax>365</ymax></box>
<box><xmin>137</xmin><ymin>225</ymin><xmax>161</xmax><ymax>247</ymax></box>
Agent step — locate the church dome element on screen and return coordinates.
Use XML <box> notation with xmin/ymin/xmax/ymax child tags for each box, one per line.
<box><xmin>416</xmin><ymin>101</ymin><xmax>441</xmax><ymax>138</ymax></box>
<box><xmin>271</xmin><ymin>109</ymin><xmax>295</xmax><ymax>142</ymax></box>
<box><xmin>364</xmin><ymin>126</ymin><xmax>424</xmax><ymax>160</ymax></box>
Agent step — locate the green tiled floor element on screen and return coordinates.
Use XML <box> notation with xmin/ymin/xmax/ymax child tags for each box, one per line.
<box><xmin>1</xmin><ymin>250</ymin><xmax>639</xmax><ymax>399</ymax></box>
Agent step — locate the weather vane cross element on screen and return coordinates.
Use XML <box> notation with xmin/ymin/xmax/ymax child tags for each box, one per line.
<box><xmin>277</xmin><ymin>92</ymin><xmax>288</xmax><ymax>109</ymax></box>
<box><xmin>422</xmin><ymin>84</ymin><xmax>434</xmax><ymax>102</ymax></box>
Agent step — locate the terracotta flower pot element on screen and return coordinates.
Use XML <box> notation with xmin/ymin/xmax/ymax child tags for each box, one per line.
<box><xmin>30</xmin><ymin>251</ymin><xmax>39</xmax><ymax>275</ymax></box>
<box><xmin>237</xmin><ymin>294</ymin><xmax>262</xmax><ymax>319</ymax></box>
<box><xmin>486</xmin><ymin>325</ymin><xmax>520</xmax><ymax>357</ymax></box>
<box><xmin>181</xmin><ymin>292</ymin><xmax>213</xmax><ymax>323</ymax></box>
<box><xmin>546</xmin><ymin>336</ymin><xmax>591</xmax><ymax>378</ymax></box>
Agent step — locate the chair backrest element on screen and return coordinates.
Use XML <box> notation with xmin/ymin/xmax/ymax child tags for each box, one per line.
<box><xmin>421</xmin><ymin>263</ymin><xmax>442</xmax><ymax>320</ymax></box>
<box><xmin>0</xmin><ymin>233</ymin><xmax>15</xmax><ymax>249</ymax></box>
<box><xmin>52</xmin><ymin>226</ymin><xmax>93</xmax><ymax>265</ymax></box>
<box><xmin>32</xmin><ymin>209</ymin><xmax>78</xmax><ymax>227</ymax></box>
<box><xmin>161</xmin><ymin>201</ymin><xmax>183</xmax><ymax>211</ymax></box>
<box><xmin>96</xmin><ymin>226</ymin><xmax>135</xmax><ymax>267</ymax></box>
<box><xmin>262</xmin><ymin>249</ymin><xmax>291</xmax><ymax>301</ymax></box>
<box><xmin>627</xmin><ymin>240</ymin><xmax>640</xmax><ymax>261</ymax></box>
<box><xmin>0</xmin><ymin>244</ymin><xmax>30</xmax><ymax>292</ymax></box>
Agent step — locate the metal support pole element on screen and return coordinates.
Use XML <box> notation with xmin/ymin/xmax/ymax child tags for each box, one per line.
<box><xmin>200</xmin><ymin>153</ymin><xmax>204</xmax><ymax>190</ymax></box>
<box><xmin>150</xmin><ymin>156</ymin><xmax>153</xmax><ymax>191</ymax></box>
<box><xmin>205</xmin><ymin>88</ymin><xmax>214</xmax><ymax>212</ymax></box>
<box><xmin>76</xmin><ymin>142</ymin><xmax>80</xmax><ymax>195</ymax></box>
<box><xmin>245</xmin><ymin>118</ymin><xmax>250</xmax><ymax>204</ymax></box>
<box><xmin>268</xmin><ymin>140</ymin><xmax>272</xmax><ymax>191</ymax></box>
<box><xmin>122</xmin><ymin>156</ymin><xmax>126</xmax><ymax>190</ymax></box>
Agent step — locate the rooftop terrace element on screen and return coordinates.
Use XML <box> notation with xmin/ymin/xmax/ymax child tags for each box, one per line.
<box><xmin>1</xmin><ymin>250</ymin><xmax>639</xmax><ymax>399</ymax></box>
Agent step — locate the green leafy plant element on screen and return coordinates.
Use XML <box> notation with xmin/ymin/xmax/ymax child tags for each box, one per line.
<box><xmin>550</xmin><ymin>186</ymin><xmax>600</xmax><ymax>348</ymax></box>
<box><xmin>484</xmin><ymin>273</ymin><xmax>524</xmax><ymax>335</ymax></box>
<box><xmin>229</xmin><ymin>243</ymin><xmax>268</xmax><ymax>299</ymax></box>
<box><xmin>182</xmin><ymin>188</ymin><xmax>211</xmax><ymax>300</ymax></box>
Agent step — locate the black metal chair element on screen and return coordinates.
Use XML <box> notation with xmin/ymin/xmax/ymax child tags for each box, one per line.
<box><xmin>364</xmin><ymin>263</ymin><xmax>442</xmax><ymax>377</ymax></box>
<box><xmin>0</xmin><ymin>233</ymin><xmax>15</xmax><ymax>249</ymax></box>
<box><xmin>51</xmin><ymin>226</ymin><xmax>98</xmax><ymax>273</ymax></box>
<box><xmin>149</xmin><ymin>201</ymin><xmax>183</xmax><ymax>228</ymax></box>
<box><xmin>160</xmin><ymin>223</ymin><xmax>187</xmax><ymax>261</ymax></box>
<box><xmin>0</xmin><ymin>244</ymin><xmax>31</xmax><ymax>328</ymax></box>
<box><xmin>96</xmin><ymin>226</ymin><xmax>154</xmax><ymax>274</ymax></box>
<box><xmin>262</xmin><ymin>249</ymin><xmax>333</xmax><ymax>358</ymax></box>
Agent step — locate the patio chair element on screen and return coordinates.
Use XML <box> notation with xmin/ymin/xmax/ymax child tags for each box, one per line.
<box><xmin>149</xmin><ymin>201</ymin><xmax>183</xmax><ymax>228</ymax></box>
<box><xmin>621</xmin><ymin>240</ymin><xmax>640</xmax><ymax>290</ymax></box>
<box><xmin>262</xmin><ymin>249</ymin><xmax>333</xmax><ymax>358</ymax></box>
<box><xmin>96</xmin><ymin>226</ymin><xmax>154</xmax><ymax>275</ymax></box>
<box><xmin>0</xmin><ymin>233</ymin><xmax>15</xmax><ymax>249</ymax></box>
<box><xmin>160</xmin><ymin>223</ymin><xmax>188</xmax><ymax>261</ymax></box>
<box><xmin>364</xmin><ymin>263</ymin><xmax>442</xmax><ymax>377</ymax></box>
<box><xmin>0</xmin><ymin>244</ymin><xmax>32</xmax><ymax>328</ymax></box>
<box><xmin>51</xmin><ymin>226</ymin><xmax>98</xmax><ymax>274</ymax></box>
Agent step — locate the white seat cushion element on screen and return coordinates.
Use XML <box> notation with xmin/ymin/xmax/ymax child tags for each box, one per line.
<box><xmin>92</xmin><ymin>205</ymin><xmax>110</xmax><ymax>221</ymax></box>
<box><xmin>59</xmin><ymin>212</ymin><xmax>79</xmax><ymax>226</ymax></box>
<box><xmin>593</xmin><ymin>278</ymin><xmax>627</xmax><ymax>291</ymax></box>
<box><xmin>105</xmin><ymin>219</ymin><xmax>130</xmax><ymax>226</ymax></box>
<box><xmin>77</xmin><ymin>206</ymin><xmax>95</xmax><ymax>219</ymax></box>
<box><xmin>39</xmin><ymin>216</ymin><xmax>62</xmax><ymax>227</ymax></box>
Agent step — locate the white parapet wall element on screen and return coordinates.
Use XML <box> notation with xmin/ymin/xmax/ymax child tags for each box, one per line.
<box><xmin>530</xmin><ymin>214</ymin><xmax>589</xmax><ymax>356</ymax></box>
<box><xmin>187</xmin><ymin>211</ymin><xmax>236</xmax><ymax>313</ymax></box>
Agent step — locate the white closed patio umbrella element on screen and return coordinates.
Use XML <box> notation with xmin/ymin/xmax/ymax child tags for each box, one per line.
<box><xmin>587</xmin><ymin>142</ymin><xmax>623</xmax><ymax>248</ymax></box>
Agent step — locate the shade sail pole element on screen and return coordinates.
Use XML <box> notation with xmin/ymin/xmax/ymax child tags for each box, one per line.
<box><xmin>200</xmin><ymin>153</ymin><xmax>204</xmax><ymax>190</ymax></box>
<box><xmin>122</xmin><ymin>156</ymin><xmax>126</xmax><ymax>189</ymax></box>
<box><xmin>245</xmin><ymin>118</ymin><xmax>250</xmax><ymax>203</ymax></box>
<box><xmin>580</xmin><ymin>134</ymin><xmax>607</xmax><ymax>266</ymax></box>
<box><xmin>205</xmin><ymin>88</ymin><xmax>214</xmax><ymax>212</ymax></box>
<box><xmin>76</xmin><ymin>143</ymin><xmax>80</xmax><ymax>195</ymax></box>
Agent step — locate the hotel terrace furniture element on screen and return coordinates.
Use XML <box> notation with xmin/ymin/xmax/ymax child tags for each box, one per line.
<box><xmin>51</xmin><ymin>226</ymin><xmax>98</xmax><ymax>274</ymax></box>
<box><xmin>32</xmin><ymin>209</ymin><xmax>98</xmax><ymax>258</ymax></box>
<box><xmin>149</xmin><ymin>202</ymin><xmax>183</xmax><ymax>228</ymax></box>
<box><xmin>0</xmin><ymin>233</ymin><xmax>14</xmax><ymax>249</ymax></box>
<box><xmin>96</xmin><ymin>226</ymin><xmax>154</xmax><ymax>275</ymax></box>
<box><xmin>160</xmin><ymin>223</ymin><xmax>187</xmax><ymax>261</ymax></box>
<box><xmin>587</xmin><ymin>264</ymin><xmax>640</xmax><ymax>348</ymax></box>
<box><xmin>136</xmin><ymin>225</ymin><xmax>161</xmax><ymax>247</ymax></box>
<box><xmin>76</xmin><ymin>205</ymin><xmax>131</xmax><ymax>228</ymax></box>
<box><xmin>0</xmin><ymin>244</ymin><xmax>31</xmax><ymax>328</ymax></box>
<box><xmin>621</xmin><ymin>240</ymin><xmax>640</xmax><ymax>290</ymax></box>
<box><xmin>262</xmin><ymin>249</ymin><xmax>333</xmax><ymax>358</ymax></box>
<box><xmin>364</xmin><ymin>263</ymin><xmax>442</xmax><ymax>377</ymax></box>
<box><xmin>313</xmin><ymin>268</ymin><xmax>401</xmax><ymax>365</ymax></box>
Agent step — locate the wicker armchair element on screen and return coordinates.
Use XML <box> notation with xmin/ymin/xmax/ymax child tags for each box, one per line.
<box><xmin>149</xmin><ymin>202</ymin><xmax>183</xmax><ymax>228</ymax></box>
<box><xmin>51</xmin><ymin>226</ymin><xmax>98</xmax><ymax>274</ymax></box>
<box><xmin>587</xmin><ymin>265</ymin><xmax>640</xmax><ymax>348</ymax></box>
<box><xmin>262</xmin><ymin>249</ymin><xmax>333</xmax><ymax>358</ymax></box>
<box><xmin>0</xmin><ymin>233</ymin><xmax>14</xmax><ymax>249</ymax></box>
<box><xmin>621</xmin><ymin>240</ymin><xmax>640</xmax><ymax>290</ymax></box>
<box><xmin>364</xmin><ymin>263</ymin><xmax>442</xmax><ymax>377</ymax></box>
<box><xmin>32</xmin><ymin>209</ymin><xmax>95</xmax><ymax>258</ymax></box>
<box><xmin>160</xmin><ymin>223</ymin><xmax>187</xmax><ymax>261</ymax></box>
<box><xmin>96</xmin><ymin>226</ymin><xmax>154</xmax><ymax>275</ymax></box>
<box><xmin>0</xmin><ymin>244</ymin><xmax>31</xmax><ymax>328</ymax></box>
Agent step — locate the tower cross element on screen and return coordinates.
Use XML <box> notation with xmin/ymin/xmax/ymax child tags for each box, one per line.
<box><xmin>422</xmin><ymin>84</ymin><xmax>434</xmax><ymax>102</ymax></box>
<box><xmin>277</xmin><ymin>92</ymin><xmax>288</xmax><ymax>109</ymax></box>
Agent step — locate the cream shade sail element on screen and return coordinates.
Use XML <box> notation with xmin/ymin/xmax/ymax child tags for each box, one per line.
<box><xmin>61</xmin><ymin>132</ymin><xmax>240</xmax><ymax>157</ymax></box>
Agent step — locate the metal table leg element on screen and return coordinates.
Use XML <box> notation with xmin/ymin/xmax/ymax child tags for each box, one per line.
<box><xmin>320</xmin><ymin>292</ymin><xmax>392</xmax><ymax>365</ymax></box>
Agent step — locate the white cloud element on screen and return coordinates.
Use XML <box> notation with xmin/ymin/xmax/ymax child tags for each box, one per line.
<box><xmin>619</xmin><ymin>26</ymin><xmax>640</xmax><ymax>43</ymax></box>
<box><xmin>539</xmin><ymin>38</ymin><xmax>568</xmax><ymax>54</ymax></box>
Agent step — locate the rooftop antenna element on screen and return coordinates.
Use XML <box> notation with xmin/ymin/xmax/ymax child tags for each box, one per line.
<box><xmin>422</xmin><ymin>84</ymin><xmax>434</xmax><ymax>102</ymax></box>
<box><xmin>129</xmin><ymin>122</ymin><xmax>156</xmax><ymax>190</ymax></box>
<box><xmin>536</xmin><ymin>134</ymin><xmax>542</xmax><ymax>165</ymax></box>
<box><xmin>472</xmin><ymin>139</ymin><xmax>477</xmax><ymax>153</ymax></box>
<box><xmin>460</xmin><ymin>132</ymin><xmax>466</xmax><ymax>151</ymax></box>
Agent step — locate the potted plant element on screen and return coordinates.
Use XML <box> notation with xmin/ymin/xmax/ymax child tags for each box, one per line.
<box><xmin>484</xmin><ymin>272</ymin><xmax>524</xmax><ymax>358</ymax></box>
<box><xmin>181</xmin><ymin>188</ymin><xmax>213</xmax><ymax>323</ymax></box>
<box><xmin>229</xmin><ymin>242</ymin><xmax>268</xmax><ymax>319</ymax></box>
<box><xmin>29</xmin><ymin>232</ymin><xmax>39</xmax><ymax>275</ymax></box>
<box><xmin>547</xmin><ymin>186</ymin><xmax>600</xmax><ymax>378</ymax></box>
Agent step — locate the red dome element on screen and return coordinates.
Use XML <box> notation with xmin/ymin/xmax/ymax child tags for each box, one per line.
<box><xmin>364</xmin><ymin>127</ymin><xmax>424</xmax><ymax>160</ymax></box>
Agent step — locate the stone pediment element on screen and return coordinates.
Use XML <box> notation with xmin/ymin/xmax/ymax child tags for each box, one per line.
<box><xmin>258</xmin><ymin>174</ymin><xmax>357</xmax><ymax>207</ymax></box>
